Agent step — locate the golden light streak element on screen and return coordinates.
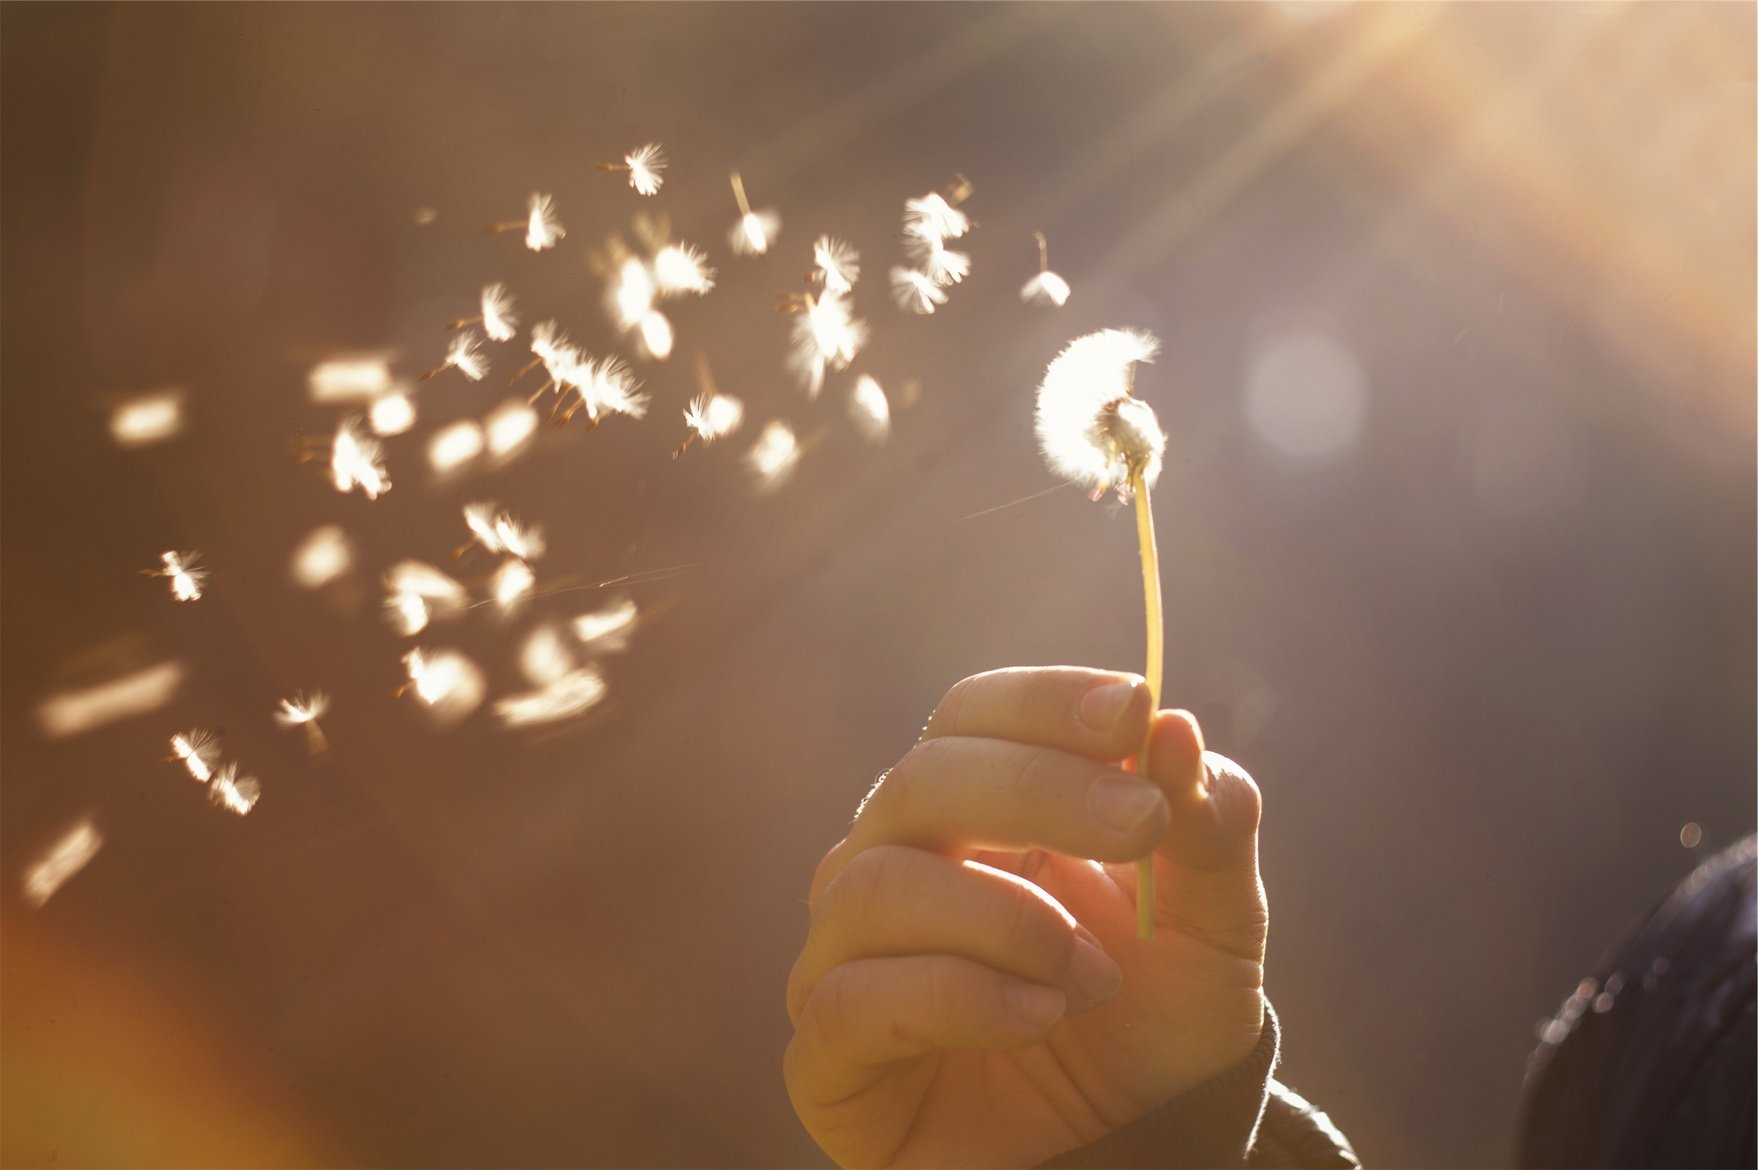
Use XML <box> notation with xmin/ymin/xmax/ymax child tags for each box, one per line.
<box><xmin>37</xmin><ymin>661</ymin><xmax>186</xmax><ymax>739</ymax></box>
<box><xmin>21</xmin><ymin>819</ymin><xmax>104</xmax><ymax>909</ymax></box>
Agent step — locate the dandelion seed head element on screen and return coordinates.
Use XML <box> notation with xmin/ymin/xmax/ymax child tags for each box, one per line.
<box><xmin>903</xmin><ymin>191</ymin><xmax>970</xmax><ymax>242</ymax></box>
<box><xmin>484</xmin><ymin>398</ymin><xmax>538</xmax><ymax>460</ymax></box>
<box><xmin>1035</xmin><ymin>328</ymin><xmax>1166</xmax><ymax>499</ymax></box>
<box><xmin>653</xmin><ymin>243</ymin><xmax>716</xmax><ymax>296</ymax></box>
<box><xmin>890</xmin><ymin>267</ymin><xmax>948</xmax><ymax>315</ymax></box>
<box><xmin>530</xmin><ymin>320</ymin><xmax>569</xmax><ymax>366</ymax></box>
<box><xmin>480</xmin><ymin>283</ymin><xmax>519</xmax><ymax>341</ymax></box>
<box><xmin>905</xmin><ymin>235</ymin><xmax>969</xmax><ymax>286</ymax></box>
<box><xmin>850</xmin><ymin>374</ymin><xmax>891</xmax><ymax>442</ymax></box>
<box><xmin>332</xmin><ymin>417</ymin><xmax>392</xmax><ymax>498</ymax></box>
<box><xmin>387</xmin><ymin>590</ymin><xmax>431</xmax><ymax>636</ymax></box>
<box><xmin>157</xmin><ymin>550</ymin><xmax>208</xmax><ymax>601</ymax></box>
<box><xmin>790</xmin><ymin>292</ymin><xmax>867</xmax><ymax>397</ymax></box>
<box><xmin>812</xmin><ymin>236</ymin><xmax>861</xmax><ymax>294</ymax></box>
<box><xmin>170</xmin><ymin>729</ymin><xmax>220</xmax><ymax>782</ymax></box>
<box><xmin>573</xmin><ymin>596</ymin><xmax>639</xmax><ymax>651</ymax></box>
<box><xmin>384</xmin><ymin>561</ymin><xmax>467</xmax><ymax>634</ymax></box>
<box><xmin>402</xmin><ymin>648</ymin><xmax>485</xmax><ymax>723</ymax></box>
<box><xmin>729</xmin><ymin>210</ymin><xmax>780</xmax><ymax>256</ymax></box>
<box><xmin>275</xmin><ymin>691</ymin><xmax>329</xmax><ymax>727</ymax></box>
<box><xmin>575</xmin><ymin>356</ymin><xmax>649</xmax><ymax>421</ymax></box>
<box><xmin>21</xmin><ymin>819</ymin><xmax>103</xmax><ymax>909</ymax></box>
<box><xmin>1021</xmin><ymin>271</ymin><xmax>1072</xmax><ymax>308</ymax></box>
<box><xmin>638</xmin><ymin>311</ymin><xmax>674</xmax><ymax>361</ymax></box>
<box><xmin>208</xmin><ymin>762</ymin><xmax>261</xmax><ymax>816</ymax></box>
<box><xmin>494</xmin><ymin>666</ymin><xmax>608</xmax><ymax>728</ymax></box>
<box><xmin>427</xmin><ymin>420</ymin><xmax>485</xmax><ymax>475</ymax></box>
<box><xmin>110</xmin><ymin>390</ymin><xmax>186</xmax><ymax>448</ymax></box>
<box><xmin>748</xmin><ymin>420</ymin><xmax>800</xmax><ymax>490</ymax></box>
<box><xmin>520</xmin><ymin>625</ymin><xmax>576</xmax><ymax>685</ymax></box>
<box><xmin>684</xmin><ymin>392</ymin><xmax>744</xmax><ymax>442</ymax></box>
<box><xmin>368</xmin><ymin>392</ymin><xmax>416</xmax><ymax>436</ymax></box>
<box><xmin>626</xmin><ymin>143</ymin><xmax>666</xmax><ymax>195</ymax></box>
<box><xmin>308</xmin><ymin>354</ymin><xmax>394</xmax><ymax>403</ymax></box>
<box><xmin>526</xmin><ymin>193</ymin><xmax>565</xmax><ymax>251</ymax></box>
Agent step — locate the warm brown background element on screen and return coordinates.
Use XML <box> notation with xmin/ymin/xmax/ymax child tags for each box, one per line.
<box><xmin>3</xmin><ymin>4</ymin><xmax>1752</xmax><ymax>1167</ymax></box>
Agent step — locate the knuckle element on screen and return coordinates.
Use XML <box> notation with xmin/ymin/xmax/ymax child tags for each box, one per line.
<box><xmin>825</xmin><ymin>844</ymin><xmax>914</xmax><ymax>934</ymax></box>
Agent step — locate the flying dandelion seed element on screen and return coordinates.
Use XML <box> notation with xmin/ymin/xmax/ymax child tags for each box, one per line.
<box><xmin>109</xmin><ymin>389</ymin><xmax>186</xmax><ymax>448</ymax></box>
<box><xmin>491</xmin><ymin>557</ymin><xmax>537</xmax><ymax>611</ymax></box>
<box><xmin>368</xmin><ymin>392</ymin><xmax>416</xmax><ymax>436</ymax></box>
<box><xmin>427</xmin><ymin>420</ymin><xmax>485</xmax><ymax>476</ymax></box>
<box><xmin>566</xmin><ymin>356</ymin><xmax>649</xmax><ymax>425</ymax></box>
<box><xmin>384</xmin><ymin>560</ymin><xmax>468</xmax><ymax>635</ymax></box>
<box><xmin>168</xmin><ymin>729</ymin><xmax>220</xmax><ymax>782</ymax></box>
<box><xmin>599</xmin><ymin>143</ymin><xmax>666</xmax><ymax>195</ymax></box>
<box><xmin>748</xmin><ymin>420</ymin><xmax>800</xmax><ymax>490</ymax></box>
<box><xmin>850</xmin><ymin>374</ymin><xmax>891</xmax><ymax>442</ymax></box>
<box><xmin>907</xmin><ymin>235</ymin><xmax>970</xmax><ymax>286</ymax></box>
<box><xmin>812</xmin><ymin>236</ymin><xmax>861</xmax><ymax>294</ymax></box>
<box><xmin>401</xmin><ymin>648</ymin><xmax>486</xmax><ymax>724</ymax></box>
<box><xmin>494</xmin><ymin>666</ymin><xmax>608</xmax><ymax>729</ymax></box>
<box><xmin>1020</xmin><ymin>231</ymin><xmax>1071</xmax><ymax>307</ymax></box>
<box><xmin>607</xmin><ymin>253</ymin><xmax>657</xmax><ymax>332</ymax></box>
<box><xmin>889</xmin><ymin>267</ymin><xmax>948</xmax><ymax>315</ymax></box>
<box><xmin>1034</xmin><ymin>326</ymin><xmax>1168</xmax><ymax>939</ymax></box>
<box><xmin>677</xmin><ymin>391</ymin><xmax>745</xmax><ymax>456</ymax></box>
<box><xmin>290</xmin><ymin>524</ymin><xmax>354</xmax><ymax>590</ymax></box>
<box><xmin>36</xmin><ymin>661</ymin><xmax>186</xmax><ymax>740</ymax></box>
<box><xmin>484</xmin><ymin>398</ymin><xmax>539</xmax><ymax>460</ymax></box>
<box><xmin>652</xmin><ymin>243</ymin><xmax>716</xmax><ymax>296</ymax></box>
<box><xmin>332</xmin><ymin>417</ymin><xmax>391</xmax><ymax>498</ymax></box>
<box><xmin>903</xmin><ymin>189</ymin><xmax>971</xmax><ymax>243</ymax></box>
<box><xmin>726</xmin><ymin>172</ymin><xmax>779</xmax><ymax>256</ymax></box>
<box><xmin>308</xmin><ymin>354</ymin><xmax>394</xmax><ymax>403</ymax></box>
<box><xmin>638</xmin><ymin>311</ymin><xmax>675</xmax><ymax>361</ymax></box>
<box><xmin>147</xmin><ymin>550</ymin><xmax>208</xmax><ymax>601</ymax></box>
<box><xmin>423</xmin><ymin>330</ymin><xmax>487</xmax><ymax>383</ymax></box>
<box><xmin>573</xmin><ymin>596</ymin><xmax>639</xmax><ymax>652</ymax></box>
<box><xmin>460</xmin><ymin>502</ymin><xmax>546</xmax><ymax>561</ymax></box>
<box><xmin>208</xmin><ymin>762</ymin><xmax>261</xmax><ymax>816</ymax></box>
<box><xmin>488</xmin><ymin>193</ymin><xmax>566</xmax><ymax>251</ymax></box>
<box><xmin>787</xmin><ymin>291</ymin><xmax>867</xmax><ymax>397</ymax></box>
<box><xmin>21</xmin><ymin>819</ymin><xmax>104</xmax><ymax>910</ymax></box>
<box><xmin>275</xmin><ymin>691</ymin><xmax>331</xmax><ymax>755</ymax></box>
<box><xmin>520</xmin><ymin>625</ymin><xmax>576</xmax><ymax>685</ymax></box>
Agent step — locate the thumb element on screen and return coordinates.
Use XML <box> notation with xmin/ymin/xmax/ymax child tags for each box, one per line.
<box><xmin>1145</xmin><ymin>710</ymin><xmax>1267</xmax><ymax>961</ymax></box>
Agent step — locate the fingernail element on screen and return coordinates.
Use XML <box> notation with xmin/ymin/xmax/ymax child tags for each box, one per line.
<box><xmin>1003</xmin><ymin>982</ymin><xmax>1067</xmax><ymax>1028</ymax></box>
<box><xmin>1079</xmin><ymin>679</ymin><xmax>1141</xmax><ymax>732</ymax></box>
<box><xmin>1066</xmin><ymin>937</ymin><xmax>1124</xmax><ymax>1011</ymax></box>
<box><xmin>1088</xmin><ymin>774</ymin><xmax>1165</xmax><ymax>835</ymax></box>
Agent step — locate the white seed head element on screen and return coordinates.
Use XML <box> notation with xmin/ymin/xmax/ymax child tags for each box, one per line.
<box><xmin>491</xmin><ymin>556</ymin><xmax>536</xmax><ymax>611</ymax></box>
<box><xmin>652</xmin><ymin>243</ymin><xmax>716</xmax><ymax>296</ymax></box>
<box><xmin>890</xmin><ymin>267</ymin><xmax>948</xmax><ymax>315</ymax></box>
<box><xmin>573</xmin><ymin>596</ymin><xmax>639</xmax><ymax>651</ymax></box>
<box><xmin>480</xmin><ymin>283</ymin><xmax>519</xmax><ymax>341</ymax></box>
<box><xmin>1035</xmin><ymin>328</ymin><xmax>1166</xmax><ymax>500</ymax></box>
<box><xmin>1020</xmin><ymin>270</ymin><xmax>1072</xmax><ymax>308</ymax></box>
<box><xmin>156</xmin><ymin>550</ymin><xmax>208</xmax><ymax>601</ymax></box>
<box><xmin>789</xmin><ymin>291</ymin><xmax>866</xmax><ymax>397</ymax></box>
<box><xmin>637</xmin><ymin>311</ymin><xmax>675</xmax><ymax>361</ymax></box>
<box><xmin>729</xmin><ymin>210</ymin><xmax>780</xmax><ymax>256</ymax></box>
<box><xmin>332</xmin><ymin>417</ymin><xmax>391</xmax><ymax>498</ymax></box>
<box><xmin>812</xmin><ymin>236</ymin><xmax>861</xmax><ymax>294</ymax></box>
<box><xmin>903</xmin><ymin>191</ymin><xmax>970</xmax><ymax>242</ymax></box>
<box><xmin>402</xmin><ymin>648</ymin><xmax>485</xmax><ymax>724</ymax></box>
<box><xmin>274</xmin><ymin>691</ymin><xmax>329</xmax><ymax>727</ymax></box>
<box><xmin>684</xmin><ymin>392</ymin><xmax>744</xmax><ymax>443</ymax></box>
<box><xmin>747</xmin><ymin>420</ymin><xmax>800</xmax><ymax>490</ymax></box>
<box><xmin>850</xmin><ymin>374</ymin><xmax>891</xmax><ymax>442</ymax></box>
<box><xmin>608</xmin><ymin>255</ymin><xmax>657</xmax><ymax>331</ymax></box>
<box><xmin>169</xmin><ymin>729</ymin><xmax>220</xmax><ymax>782</ymax></box>
<box><xmin>525</xmin><ymin>193</ymin><xmax>565</xmax><ymax>251</ymax></box>
<box><xmin>445</xmin><ymin>330</ymin><xmax>487</xmax><ymax>381</ymax></box>
<box><xmin>625</xmin><ymin>144</ymin><xmax>667</xmax><ymax>196</ymax></box>
<box><xmin>208</xmin><ymin>763</ymin><xmax>261</xmax><ymax>816</ymax></box>
<box><xmin>520</xmin><ymin>624</ymin><xmax>576</xmax><ymax>685</ymax></box>
<box><xmin>905</xmin><ymin>234</ymin><xmax>969</xmax><ymax>286</ymax></box>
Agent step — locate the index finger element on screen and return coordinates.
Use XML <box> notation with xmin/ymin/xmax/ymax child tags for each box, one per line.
<box><xmin>922</xmin><ymin>666</ymin><xmax>1151</xmax><ymax>761</ymax></box>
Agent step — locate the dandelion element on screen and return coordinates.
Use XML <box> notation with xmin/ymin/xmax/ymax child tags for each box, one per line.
<box><xmin>491</xmin><ymin>557</ymin><xmax>536</xmax><ymax>612</ymax></box>
<box><xmin>747</xmin><ymin>420</ymin><xmax>800</xmax><ymax>490</ymax></box>
<box><xmin>599</xmin><ymin>143</ymin><xmax>666</xmax><ymax>195</ymax></box>
<box><xmin>460</xmin><ymin>502</ymin><xmax>545</xmax><ymax>562</ymax></box>
<box><xmin>572</xmin><ymin>596</ymin><xmax>639</xmax><ymax>651</ymax></box>
<box><xmin>383</xmin><ymin>560</ymin><xmax>468</xmax><ymax>635</ymax></box>
<box><xmin>784</xmin><ymin>290</ymin><xmax>867</xmax><ymax>397</ymax></box>
<box><xmin>275</xmin><ymin>691</ymin><xmax>331</xmax><ymax>755</ymax></box>
<box><xmin>448</xmin><ymin>283</ymin><xmax>519</xmax><ymax>341</ymax></box>
<box><xmin>850</xmin><ymin>374</ymin><xmax>891</xmax><ymax>442</ymax></box>
<box><xmin>168</xmin><ymin>729</ymin><xmax>220</xmax><ymax>782</ymax></box>
<box><xmin>109</xmin><ymin>389</ymin><xmax>186</xmax><ymax>448</ymax></box>
<box><xmin>494</xmin><ymin>665</ymin><xmax>608</xmax><ymax>729</ymax></box>
<box><xmin>421</xmin><ymin>329</ymin><xmax>487</xmax><ymax>383</ymax></box>
<box><xmin>1034</xmin><ymin>327</ymin><xmax>1168</xmax><ymax>938</ymax></box>
<box><xmin>726</xmin><ymin>172</ymin><xmax>780</xmax><ymax>256</ymax></box>
<box><xmin>146</xmin><ymin>551</ymin><xmax>208</xmax><ymax>601</ymax></box>
<box><xmin>489</xmin><ymin>193</ymin><xmax>565</xmax><ymax>251</ymax></box>
<box><xmin>332</xmin><ymin>417</ymin><xmax>391</xmax><ymax>498</ymax></box>
<box><xmin>676</xmin><ymin>390</ymin><xmax>745</xmax><ymax>457</ymax></box>
<box><xmin>890</xmin><ymin>267</ymin><xmax>948</xmax><ymax>315</ymax></box>
<box><xmin>399</xmin><ymin>648</ymin><xmax>486</xmax><ymax>725</ymax></box>
<box><xmin>652</xmin><ymin>243</ymin><xmax>716</xmax><ymax>296</ymax></box>
<box><xmin>21</xmin><ymin>819</ymin><xmax>103</xmax><ymax>909</ymax></box>
<box><xmin>368</xmin><ymin>392</ymin><xmax>416</xmax><ymax>436</ymax></box>
<box><xmin>906</xmin><ymin>234</ymin><xmax>970</xmax><ymax>286</ymax></box>
<box><xmin>552</xmin><ymin>355</ymin><xmax>648</xmax><ymax>428</ymax></box>
<box><xmin>811</xmin><ymin>236</ymin><xmax>861</xmax><ymax>294</ymax></box>
<box><xmin>1020</xmin><ymin>232</ymin><xmax>1071</xmax><ymax>307</ymax></box>
<box><xmin>208</xmin><ymin>762</ymin><xmax>261</xmax><ymax>816</ymax></box>
<box><xmin>903</xmin><ymin>188</ymin><xmax>972</xmax><ymax>243</ymax></box>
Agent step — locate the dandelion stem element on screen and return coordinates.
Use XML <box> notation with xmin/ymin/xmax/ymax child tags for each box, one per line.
<box><xmin>1129</xmin><ymin>462</ymin><xmax>1163</xmax><ymax>940</ymax></box>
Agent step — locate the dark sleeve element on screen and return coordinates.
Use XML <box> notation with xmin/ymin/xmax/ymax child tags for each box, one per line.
<box><xmin>1039</xmin><ymin>1003</ymin><xmax>1358</xmax><ymax>1170</ymax></box>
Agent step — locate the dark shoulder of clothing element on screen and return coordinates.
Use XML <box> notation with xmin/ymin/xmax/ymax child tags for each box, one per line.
<box><xmin>1039</xmin><ymin>1003</ymin><xmax>1358</xmax><ymax>1169</ymax></box>
<box><xmin>1517</xmin><ymin>835</ymin><xmax>1757</xmax><ymax>1169</ymax></box>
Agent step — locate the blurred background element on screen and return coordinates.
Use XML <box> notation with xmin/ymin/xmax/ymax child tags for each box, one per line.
<box><xmin>2</xmin><ymin>3</ymin><xmax>1752</xmax><ymax>1167</ymax></box>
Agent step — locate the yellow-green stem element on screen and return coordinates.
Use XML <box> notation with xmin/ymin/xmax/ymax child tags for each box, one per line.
<box><xmin>1129</xmin><ymin>465</ymin><xmax>1164</xmax><ymax>939</ymax></box>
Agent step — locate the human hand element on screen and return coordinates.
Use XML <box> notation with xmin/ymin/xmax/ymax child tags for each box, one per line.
<box><xmin>785</xmin><ymin>666</ymin><xmax>1268</xmax><ymax>1169</ymax></box>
